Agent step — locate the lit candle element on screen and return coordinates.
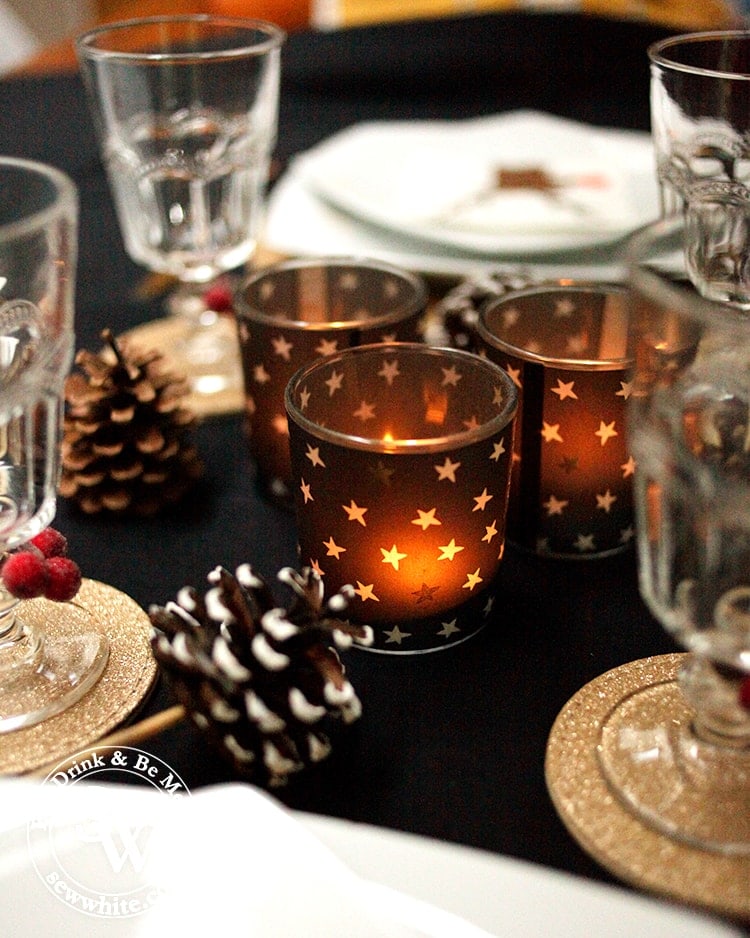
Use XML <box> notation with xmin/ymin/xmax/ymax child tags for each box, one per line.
<box><xmin>477</xmin><ymin>283</ymin><xmax>635</xmax><ymax>558</ymax></box>
<box><xmin>235</xmin><ymin>258</ymin><xmax>427</xmax><ymax>504</ymax></box>
<box><xmin>285</xmin><ymin>343</ymin><xmax>518</xmax><ymax>653</ymax></box>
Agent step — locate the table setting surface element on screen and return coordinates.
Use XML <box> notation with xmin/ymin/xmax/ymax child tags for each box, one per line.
<box><xmin>0</xmin><ymin>10</ymin><xmax>745</xmax><ymax>934</ymax></box>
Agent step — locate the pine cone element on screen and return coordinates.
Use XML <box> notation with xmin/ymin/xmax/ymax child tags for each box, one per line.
<box><xmin>60</xmin><ymin>329</ymin><xmax>203</xmax><ymax>516</ymax></box>
<box><xmin>149</xmin><ymin>565</ymin><xmax>373</xmax><ymax>787</ymax></box>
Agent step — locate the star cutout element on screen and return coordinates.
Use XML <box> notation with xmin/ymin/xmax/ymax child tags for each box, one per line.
<box><xmin>543</xmin><ymin>494</ymin><xmax>568</xmax><ymax>516</ymax></box>
<box><xmin>550</xmin><ymin>379</ymin><xmax>578</xmax><ymax>401</ymax></box>
<box><xmin>300</xmin><ymin>479</ymin><xmax>313</xmax><ymax>504</ymax></box>
<box><xmin>338</xmin><ymin>272</ymin><xmax>359</xmax><ymax>290</ymax></box>
<box><xmin>595</xmin><ymin>420</ymin><xmax>618</xmax><ymax>446</ymax></box>
<box><xmin>324</xmin><ymin>537</ymin><xmax>346</xmax><ymax>559</ymax></box>
<box><xmin>305</xmin><ymin>444</ymin><xmax>326</xmax><ymax>468</ymax></box>
<box><xmin>473</xmin><ymin>488</ymin><xmax>493</xmax><ymax>511</ymax></box>
<box><xmin>502</xmin><ymin>306</ymin><xmax>520</xmax><ymax>328</ymax></box>
<box><xmin>310</xmin><ymin>558</ymin><xmax>324</xmax><ymax>576</ymax></box>
<box><xmin>621</xmin><ymin>455</ymin><xmax>636</xmax><ymax>477</ymax></box>
<box><xmin>379</xmin><ymin>330</ymin><xmax>397</xmax><ymax>343</ymax></box>
<box><xmin>541</xmin><ymin>422</ymin><xmax>564</xmax><ymax>443</ymax></box>
<box><xmin>620</xmin><ymin>525</ymin><xmax>635</xmax><ymax>543</ymax></box>
<box><xmin>438</xmin><ymin>539</ymin><xmax>464</xmax><ymax>561</ymax></box>
<box><xmin>299</xmin><ymin>386</ymin><xmax>311</xmax><ymax>410</ymax></box>
<box><xmin>506</xmin><ymin>364</ymin><xmax>522</xmax><ymax>388</ymax></box>
<box><xmin>596</xmin><ymin>489</ymin><xmax>618</xmax><ymax>513</ymax></box>
<box><xmin>369</xmin><ymin>460</ymin><xmax>396</xmax><ymax>486</ymax></box>
<box><xmin>316</xmin><ymin>338</ymin><xmax>338</xmax><ymax>356</ymax></box>
<box><xmin>354</xmin><ymin>581</ymin><xmax>379</xmax><ymax>602</ymax></box>
<box><xmin>492</xmin><ymin>386</ymin><xmax>506</xmax><ymax>407</ymax></box>
<box><xmin>271</xmin><ymin>334</ymin><xmax>293</xmax><ymax>360</ymax></box>
<box><xmin>441</xmin><ymin>365</ymin><xmax>462</xmax><ymax>387</ymax></box>
<box><xmin>325</xmin><ymin>369</ymin><xmax>344</xmax><ymax>396</ymax></box>
<box><xmin>463</xmin><ymin>415</ymin><xmax>480</xmax><ymax>431</ymax></box>
<box><xmin>566</xmin><ymin>333</ymin><xmax>588</xmax><ymax>355</ymax></box>
<box><xmin>490</xmin><ymin>438</ymin><xmax>506</xmax><ymax>461</ymax></box>
<box><xmin>434</xmin><ymin>456</ymin><xmax>461</xmax><ymax>482</ymax></box>
<box><xmin>463</xmin><ymin>568</ymin><xmax>483</xmax><ymax>590</ymax></box>
<box><xmin>378</xmin><ymin>359</ymin><xmax>400</xmax><ymax>385</ymax></box>
<box><xmin>483</xmin><ymin>595</ymin><xmax>495</xmax><ymax>616</ymax></box>
<box><xmin>353</xmin><ymin>400</ymin><xmax>376</xmax><ymax>421</ymax></box>
<box><xmin>554</xmin><ymin>298</ymin><xmax>576</xmax><ymax>317</ymax></box>
<box><xmin>616</xmin><ymin>380</ymin><xmax>633</xmax><ymax>400</ymax></box>
<box><xmin>381</xmin><ymin>544</ymin><xmax>407</xmax><ymax>570</ymax></box>
<box><xmin>384</xmin><ymin>625</ymin><xmax>411</xmax><ymax>644</ymax></box>
<box><xmin>437</xmin><ymin>619</ymin><xmax>460</xmax><ymax>638</ymax></box>
<box><xmin>482</xmin><ymin>520</ymin><xmax>498</xmax><ymax>543</ymax></box>
<box><xmin>412</xmin><ymin>508</ymin><xmax>441</xmax><ymax>530</ymax></box>
<box><xmin>559</xmin><ymin>455</ymin><xmax>579</xmax><ymax>473</ymax></box>
<box><xmin>413</xmin><ymin>582</ymin><xmax>440</xmax><ymax>604</ymax></box>
<box><xmin>343</xmin><ymin>500</ymin><xmax>368</xmax><ymax>526</ymax></box>
<box><xmin>574</xmin><ymin>533</ymin><xmax>596</xmax><ymax>553</ymax></box>
<box><xmin>253</xmin><ymin>363</ymin><xmax>271</xmax><ymax>384</ymax></box>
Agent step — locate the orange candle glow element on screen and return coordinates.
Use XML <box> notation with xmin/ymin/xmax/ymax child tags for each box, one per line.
<box><xmin>285</xmin><ymin>343</ymin><xmax>517</xmax><ymax>653</ymax></box>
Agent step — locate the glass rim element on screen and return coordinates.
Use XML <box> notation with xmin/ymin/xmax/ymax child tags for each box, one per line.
<box><xmin>477</xmin><ymin>281</ymin><xmax>631</xmax><ymax>371</ymax></box>
<box><xmin>285</xmin><ymin>342</ymin><xmax>518</xmax><ymax>454</ymax></box>
<box><xmin>235</xmin><ymin>256</ymin><xmax>428</xmax><ymax>332</ymax></box>
<box><xmin>648</xmin><ymin>30</ymin><xmax>750</xmax><ymax>80</ymax></box>
<box><xmin>626</xmin><ymin>215</ymin><xmax>750</xmax><ymax>332</ymax></box>
<box><xmin>0</xmin><ymin>156</ymin><xmax>77</xmax><ymax>244</ymax></box>
<box><xmin>76</xmin><ymin>14</ymin><xmax>286</xmax><ymax>62</ymax></box>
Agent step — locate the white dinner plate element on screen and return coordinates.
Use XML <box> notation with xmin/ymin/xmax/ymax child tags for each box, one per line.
<box><xmin>292</xmin><ymin>111</ymin><xmax>661</xmax><ymax>256</ymax></box>
<box><xmin>0</xmin><ymin>780</ymin><xmax>741</xmax><ymax>937</ymax></box>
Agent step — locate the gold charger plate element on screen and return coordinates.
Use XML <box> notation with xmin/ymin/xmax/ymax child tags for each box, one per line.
<box><xmin>545</xmin><ymin>653</ymin><xmax>749</xmax><ymax>922</ymax></box>
<box><xmin>0</xmin><ymin>579</ymin><xmax>158</xmax><ymax>776</ymax></box>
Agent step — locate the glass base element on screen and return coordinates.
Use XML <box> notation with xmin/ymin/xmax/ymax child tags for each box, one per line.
<box><xmin>0</xmin><ymin>616</ymin><xmax>109</xmax><ymax>733</ymax></box>
<box><xmin>598</xmin><ymin>679</ymin><xmax>750</xmax><ymax>856</ymax></box>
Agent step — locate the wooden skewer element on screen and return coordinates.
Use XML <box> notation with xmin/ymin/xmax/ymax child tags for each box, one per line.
<box><xmin>29</xmin><ymin>704</ymin><xmax>186</xmax><ymax>779</ymax></box>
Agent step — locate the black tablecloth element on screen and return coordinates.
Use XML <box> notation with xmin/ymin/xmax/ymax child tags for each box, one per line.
<box><xmin>0</xmin><ymin>11</ymin><xmax>682</xmax><ymax>891</ymax></box>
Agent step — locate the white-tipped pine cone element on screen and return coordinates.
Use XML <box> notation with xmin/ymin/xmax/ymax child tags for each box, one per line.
<box><xmin>149</xmin><ymin>565</ymin><xmax>373</xmax><ymax>786</ymax></box>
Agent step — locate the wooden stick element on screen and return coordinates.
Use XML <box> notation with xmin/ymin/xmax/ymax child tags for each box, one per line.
<box><xmin>30</xmin><ymin>704</ymin><xmax>186</xmax><ymax>778</ymax></box>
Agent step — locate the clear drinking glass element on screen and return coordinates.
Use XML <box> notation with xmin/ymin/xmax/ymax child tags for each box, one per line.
<box><xmin>649</xmin><ymin>31</ymin><xmax>750</xmax><ymax>307</ymax></box>
<box><xmin>0</xmin><ymin>157</ymin><xmax>109</xmax><ymax>733</ymax></box>
<box><xmin>597</xmin><ymin>214</ymin><xmax>750</xmax><ymax>854</ymax></box>
<box><xmin>76</xmin><ymin>15</ymin><xmax>285</xmax><ymax>404</ymax></box>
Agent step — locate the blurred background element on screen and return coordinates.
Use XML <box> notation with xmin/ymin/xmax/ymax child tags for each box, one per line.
<box><xmin>2</xmin><ymin>0</ymin><xmax>748</xmax><ymax>77</ymax></box>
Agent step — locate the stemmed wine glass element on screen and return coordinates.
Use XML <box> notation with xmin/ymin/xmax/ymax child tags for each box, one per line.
<box><xmin>0</xmin><ymin>157</ymin><xmax>109</xmax><ymax>733</ymax></box>
<box><xmin>597</xmin><ymin>214</ymin><xmax>750</xmax><ymax>854</ymax></box>
<box><xmin>76</xmin><ymin>15</ymin><xmax>285</xmax><ymax>412</ymax></box>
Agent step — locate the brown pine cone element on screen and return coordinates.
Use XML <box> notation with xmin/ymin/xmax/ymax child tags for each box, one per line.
<box><xmin>150</xmin><ymin>565</ymin><xmax>373</xmax><ymax>787</ymax></box>
<box><xmin>60</xmin><ymin>329</ymin><xmax>203</xmax><ymax>516</ymax></box>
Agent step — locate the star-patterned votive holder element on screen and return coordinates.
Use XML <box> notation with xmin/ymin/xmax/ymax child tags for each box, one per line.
<box><xmin>285</xmin><ymin>342</ymin><xmax>518</xmax><ymax>653</ymax></box>
<box><xmin>476</xmin><ymin>282</ymin><xmax>635</xmax><ymax>559</ymax></box>
<box><xmin>235</xmin><ymin>257</ymin><xmax>427</xmax><ymax>502</ymax></box>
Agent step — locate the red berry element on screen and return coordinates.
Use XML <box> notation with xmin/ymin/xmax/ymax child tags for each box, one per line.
<box><xmin>203</xmin><ymin>281</ymin><xmax>234</xmax><ymax>313</ymax></box>
<box><xmin>2</xmin><ymin>551</ymin><xmax>49</xmax><ymax>599</ymax></box>
<box><xmin>740</xmin><ymin>677</ymin><xmax>750</xmax><ymax>711</ymax></box>
<box><xmin>44</xmin><ymin>556</ymin><xmax>82</xmax><ymax>602</ymax></box>
<box><xmin>31</xmin><ymin>528</ymin><xmax>68</xmax><ymax>558</ymax></box>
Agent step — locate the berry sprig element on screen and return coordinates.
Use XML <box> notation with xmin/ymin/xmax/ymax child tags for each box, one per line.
<box><xmin>1</xmin><ymin>528</ymin><xmax>82</xmax><ymax>602</ymax></box>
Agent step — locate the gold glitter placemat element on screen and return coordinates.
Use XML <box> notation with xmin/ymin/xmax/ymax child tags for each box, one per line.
<box><xmin>0</xmin><ymin>579</ymin><xmax>158</xmax><ymax>776</ymax></box>
<box><xmin>123</xmin><ymin>316</ymin><xmax>244</xmax><ymax>418</ymax></box>
<box><xmin>545</xmin><ymin>654</ymin><xmax>749</xmax><ymax>922</ymax></box>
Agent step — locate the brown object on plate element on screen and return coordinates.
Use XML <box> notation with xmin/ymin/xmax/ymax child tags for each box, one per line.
<box><xmin>150</xmin><ymin>565</ymin><xmax>373</xmax><ymax>787</ymax></box>
<box><xmin>60</xmin><ymin>329</ymin><xmax>203</xmax><ymax>516</ymax></box>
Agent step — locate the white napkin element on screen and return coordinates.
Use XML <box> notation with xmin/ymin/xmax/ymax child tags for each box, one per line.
<box><xmin>0</xmin><ymin>779</ymin><xmax>491</xmax><ymax>937</ymax></box>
